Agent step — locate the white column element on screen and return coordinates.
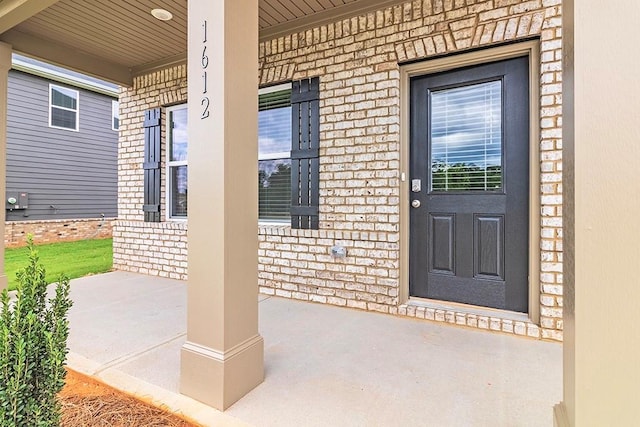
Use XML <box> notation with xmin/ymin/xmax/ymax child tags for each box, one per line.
<box><xmin>180</xmin><ymin>0</ymin><xmax>263</xmax><ymax>410</ymax></box>
<box><xmin>558</xmin><ymin>1</ymin><xmax>640</xmax><ymax>425</ymax></box>
<box><xmin>0</xmin><ymin>42</ymin><xmax>10</xmax><ymax>292</ymax></box>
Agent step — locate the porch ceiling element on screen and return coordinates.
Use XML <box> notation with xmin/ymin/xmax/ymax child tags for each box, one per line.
<box><xmin>0</xmin><ymin>0</ymin><xmax>401</xmax><ymax>86</ymax></box>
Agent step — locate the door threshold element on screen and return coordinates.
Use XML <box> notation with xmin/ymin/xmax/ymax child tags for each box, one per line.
<box><xmin>400</xmin><ymin>297</ymin><xmax>541</xmax><ymax>339</ymax></box>
<box><xmin>408</xmin><ymin>297</ymin><xmax>530</xmax><ymax>323</ymax></box>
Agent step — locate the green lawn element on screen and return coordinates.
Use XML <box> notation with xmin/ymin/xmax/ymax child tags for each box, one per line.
<box><xmin>4</xmin><ymin>238</ymin><xmax>113</xmax><ymax>291</ymax></box>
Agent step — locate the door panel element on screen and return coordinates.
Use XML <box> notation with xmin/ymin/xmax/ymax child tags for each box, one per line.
<box><xmin>474</xmin><ymin>215</ymin><xmax>504</xmax><ymax>279</ymax></box>
<box><xmin>409</xmin><ymin>56</ymin><xmax>529</xmax><ymax>313</ymax></box>
<box><xmin>429</xmin><ymin>214</ymin><xmax>455</xmax><ymax>274</ymax></box>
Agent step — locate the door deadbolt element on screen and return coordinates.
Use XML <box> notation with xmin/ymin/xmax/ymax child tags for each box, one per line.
<box><xmin>411</xmin><ymin>200</ymin><xmax>421</xmax><ymax>208</ymax></box>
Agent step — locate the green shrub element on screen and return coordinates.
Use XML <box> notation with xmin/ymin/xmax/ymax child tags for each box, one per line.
<box><xmin>0</xmin><ymin>236</ymin><xmax>73</xmax><ymax>426</ymax></box>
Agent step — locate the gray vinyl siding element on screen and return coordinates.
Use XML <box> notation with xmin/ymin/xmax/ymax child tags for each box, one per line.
<box><xmin>6</xmin><ymin>70</ymin><xmax>117</xmax><ymax>221</ymax></box>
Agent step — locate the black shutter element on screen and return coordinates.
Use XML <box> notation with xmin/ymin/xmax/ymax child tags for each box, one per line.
<box><xmin>290</xmin><ymin>77</ymin><xmax>320</xmax><ymax>229</ymax></box>
<box><xmin>143</xmin><ymin>108</ymin><xmax>161</xmax><ymax>222</ymax></box>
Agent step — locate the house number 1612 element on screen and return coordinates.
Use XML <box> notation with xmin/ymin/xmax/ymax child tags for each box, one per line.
<box><xmin>201</xmin><ymin>20</ymin><xmax>210</xmax><ymax>120</ymax></box>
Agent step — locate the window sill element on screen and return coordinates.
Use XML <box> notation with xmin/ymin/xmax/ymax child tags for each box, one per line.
<box><xmin>114</xmin><ymin>220</ymin><xmax>187</xmax><ymax>231</ymax></box>
<box><xmin>166</xmin><ymin>217</ymin><xmax>187</xmax><ymax>222</ymax></box>
<box><xmin>258</xmin><ymin>221</ymin><xmax>290</xmax><ymax>234</ymax></box>
<box><xmin>258</xmin><ymin>220</ymin><xmax>289</xmax><ymax>226</ymax></box>
<box><xmin>49</xmin><ymin>125</ymin><xmax>79</xmax><ymax>132</ymax></box>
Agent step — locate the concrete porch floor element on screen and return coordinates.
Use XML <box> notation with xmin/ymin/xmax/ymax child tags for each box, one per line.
<box><xmin>65</xmin><ymin>271</ymin><xmax>561</xmax><ymax>426</ymax></box>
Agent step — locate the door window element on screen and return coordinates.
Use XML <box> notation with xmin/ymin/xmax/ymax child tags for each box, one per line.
<box><xmin>430</xmin><ymin>80</ymin><xmax>502</xmax><ymax>192</ymax></box>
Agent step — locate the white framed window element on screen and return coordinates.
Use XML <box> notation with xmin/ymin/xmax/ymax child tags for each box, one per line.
<box><xmin>49</xmin><ymin>84</ymin><xmax>79</xmax><ymax>131</ymax></box>
<box><xmin>258</xmin><ymin>83</ymin><xmax>292</xmax><ymax>222</ymax></box>
<box><xmin>166</xmin><ymin>104</ymin><xmax>188</xmax><ymax>220</ymax></box>
<box><xmin>112</xmin><ymin>100</ymin><xmax>119</xmax><ymax>131</ymax></box>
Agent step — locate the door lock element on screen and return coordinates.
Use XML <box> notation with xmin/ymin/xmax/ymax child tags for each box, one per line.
<box><xmin>411</xmin><ymin>179</ymin><xmax>422</xmax><ymax>192</ymax></box>
<box><xmin>411</xmin><ymin>200</ymin><xmax>421</xmax><ymax>208</ymax></box>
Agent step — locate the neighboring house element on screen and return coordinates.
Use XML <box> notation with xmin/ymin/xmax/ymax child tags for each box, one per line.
<box><xmin>113</xmin><ymin>3</ymin><xmax>563</xmax><ymax>341</ymax></box>
<box><xmin>5</xmin><ymin>55</ymin><xmax>119</xmax><ymax>246</ymax></box>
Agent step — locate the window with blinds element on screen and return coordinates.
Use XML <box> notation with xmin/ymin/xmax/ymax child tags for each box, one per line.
<box><xmin>430</xmin><ymin>80</ymin><xmax>503</xmax><ymax>192</ymax></box>
<box><xmin>259</xmin><ymin>85</ymin><xmax>292</xmax><ymax>221</ymax></box>
<box><xmin>50</xmin><ymin>84</ymin><xmax>79</xmax><ymax>131</ymax></box>
<box><xmin>167</xmin><ymin>105</ymin><xmax>188</xmax><ymax>219</ymax></box>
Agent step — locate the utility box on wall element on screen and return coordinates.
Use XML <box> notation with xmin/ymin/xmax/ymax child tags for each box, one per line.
<box><xmin>6</xmin><ymin>192</ymin><xmax>28</xmax><ymax>210</ymax></box>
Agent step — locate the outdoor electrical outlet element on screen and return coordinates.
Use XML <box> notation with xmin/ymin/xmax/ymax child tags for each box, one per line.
<box><xmin>330</xmin><ymin>245</ymin><xmax>347</xmax><ymax>258</ymax></box>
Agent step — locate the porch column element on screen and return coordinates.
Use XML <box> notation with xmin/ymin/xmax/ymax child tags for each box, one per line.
<box><xmin>180</xmin><ymin>0</ymin><xmax>263</xmax><ymax>410</ymax></box>
<box><xmin>558</xmin><ymin>1</ymin><xmax>640</xmax><ymax>425</ymax></box>
<box><xmin>0</xmin><ymin>42</ymin><xmax>10</xmax><ymax>292</ymax></box>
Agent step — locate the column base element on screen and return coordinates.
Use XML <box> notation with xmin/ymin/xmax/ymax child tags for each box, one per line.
<box><xmin>0</xmin><ymin>274</ymin><xmax>7</xmax><ymax>292</ymax></box>
<box><xmin>554</xmin><ymin>402</ymin><xmax>570</xmax><ymax>427</ymax></box>
<box><xmin>180</xmin><ymin>334</ymin><xmax>264</xmax><ymax>411</ymax></box>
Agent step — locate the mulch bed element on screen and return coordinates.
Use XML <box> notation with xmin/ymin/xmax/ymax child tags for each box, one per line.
<box><xmin>59</xmin><ymin>369</ymin><xmax>201</xmax><ymax>427</ymax></box>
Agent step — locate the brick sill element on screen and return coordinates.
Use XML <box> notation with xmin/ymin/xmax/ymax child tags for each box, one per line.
<box><xmin>400</xmin><ymin>298</ymin><xmax>543</xmax><ymax>339</ymax></box>
<box><xmin>115</xmin><ymin>220</ymin><xmax>399</xmax><ymax>243</ymax></box>
<box><xmin>113</xmin><ymin>220</ymin><xmax>187</xmax><ymax>230</ymax></box>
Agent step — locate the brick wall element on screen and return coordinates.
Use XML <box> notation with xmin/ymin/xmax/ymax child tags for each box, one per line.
<box><xmin>112</xmin><ymin>221</ymin><xmax>187</xmax><ymax>280</ymax></box>
<box><xmin>114</xmin><ymin>0</ymin><xmax>563</xmax><ymax>341</ymax></box>
<box><xmin>5</xmin><ymin>218</ymin><xmax>114</xmax><ymax>247</ymax></box>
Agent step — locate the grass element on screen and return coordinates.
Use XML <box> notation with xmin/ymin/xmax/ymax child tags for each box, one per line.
<box><xmin>5</xmin><ymin>238</ymin><xmax>113</xmax><ymax>291</ymax></box>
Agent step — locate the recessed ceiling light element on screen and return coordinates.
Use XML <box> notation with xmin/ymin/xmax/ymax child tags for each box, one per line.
<box><xmin>151</xmin><ymin>8</ymin><xmax>173</xmax><ymax>21</ymax></box>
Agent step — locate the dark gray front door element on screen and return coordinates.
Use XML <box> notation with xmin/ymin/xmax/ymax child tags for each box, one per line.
<box><xmin>409</xmin><ymin>57</ymin><xmax>529</xmax><ymax>313</ymax></box>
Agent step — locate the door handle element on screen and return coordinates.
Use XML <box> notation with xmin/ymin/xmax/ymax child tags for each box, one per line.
<box><xmin>411</xmin><ymin>200</ymin><xmax>421</xmax><ymax>208</ymax></box>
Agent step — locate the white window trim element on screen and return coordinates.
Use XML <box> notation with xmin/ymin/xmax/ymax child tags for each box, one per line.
<box><xmin>258</xmin><ymin>82</ymin><xmax>292</xmax><ymax>97</ymax></box>
<box><xmin>112</xmin><ymin>100</ymin><xmax>119</xmax><ymax>131</ymax></box>
<box><xmin>166</xmin><ymin>104</ymin><xmax>188</xmax><ymax>221</ymax></box>
<box><xmin>49</xmin><ymin>83</ymin><xmax>79</xmax><ymax>131</ymax></box>
<box><xmin>259</xmin><ymin>151</ymin><xmax>290</xmax><ymax>161</ymax></box>
<box><xmin>258</xmin><ymin>82</ymin><xmax>292</xmax><ymax>225</ymax></box>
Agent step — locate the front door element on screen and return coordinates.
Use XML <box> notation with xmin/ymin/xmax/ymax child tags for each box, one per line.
<box><xmin>409</xmin><ymin>57</ymin><xmax>529</xmax><ymax>313</ymax></box>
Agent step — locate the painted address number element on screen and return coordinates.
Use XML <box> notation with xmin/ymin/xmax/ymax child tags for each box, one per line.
<box><xmin>201</xmin><ymin>20</ymin><xmax>210</xmax><ymax>119</ymax></box>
